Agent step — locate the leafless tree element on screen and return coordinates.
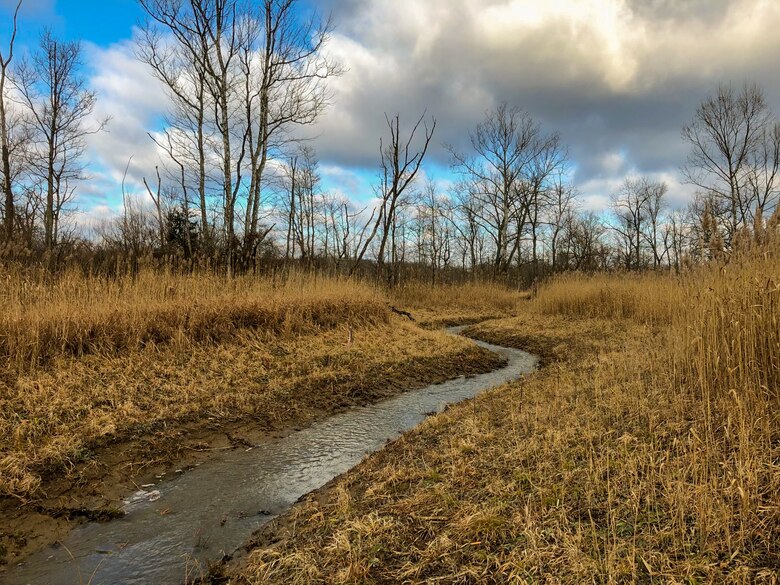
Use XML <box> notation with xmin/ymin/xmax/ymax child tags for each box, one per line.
<box><xmin>450</xmin><ymin>180</ymin><xmax>487</xmax><ymax>277</ymax></box>
<box><xmin>16</xmin><ymin>30</ymin><xmax>107</xmax><ymax>252</ymax></box>
<box><xmin>139</xmin><ymin>0</ymin><xmax>340</xmax><ymax>272</ymax></box>
<box><xmin>547</xmin><ymin>179</ymin><xmax>576</xmax><ymax>272</ymax></box>
<box><xmin>449</xmin><ymin>104</ymin><xmax>551</xmax><ymax>279</ymax></box>
<box><xmin>609</xmin><ymin>178</ymin><xmax>651</xmax><ymax>270</ymax></box>
<box><xmin>682</xmin><ymin>83</ymin><xmax>774</xmax><ymax>242</ymax></box>
<box><xmin>136</xmin><ymin>20</ymin><xmax>213</xmax><ymax>248</ymax></box>
<box><xmin>282</xmin><ymin>145</ymin><xmax>319</xmax><ymax>263</ymax></box>
<box><xmin>644</xmin><ymin>180</ymin><xmax>669</xmax><ymax>268</ymax></box>
<box><xmin>0</xmin><ymin>0</ymin><xmax>22</xmax><ymax>242</ymax></box>
<box><xmin>240</xmin><ymin>1</ymin><xmax>340</xmax><ymax>264</ymax></box>
<box><xmin>350</xmin><ymin>112</ymin><xmax>436</xmax><ymax>281</ymax></box>
<box><xmin>143</xmin><ymin>166</ymin><xmax>167</xmax><ymax>247</ymax></box>
<box><xmin>524</xmin><ymin>132</ymin><xmax>567</xmax><ymax>280</ymax></box>
<box><xmin>413</xmin><ymin>181</ymin><xmax>452</xmax><ymax>285</ymax></box>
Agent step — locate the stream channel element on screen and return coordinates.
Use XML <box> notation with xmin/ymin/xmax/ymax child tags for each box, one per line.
<box><xmin>6</xmin><ymin>328</ymin><xmax>538</xmax><ymax>585</ymax></box>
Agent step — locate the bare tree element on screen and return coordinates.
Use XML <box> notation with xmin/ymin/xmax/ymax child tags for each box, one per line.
<box><xmin>414</xmin><ymin>181</ymin><xmax>452</xmax><ymax>285</ymax></box>
<box><xmin>609</xmin><ymin>178</ymin><xmax>651</xmax><ymax>270</ymax></box>
<box><xmin>139</xmin><ymin>0</ymin><xmax>340</xmax><ymax>271</ymax></box>
<box><xmin>283</xmin><ymin>145</ymin><xmax>319</xmax><ymax>263</ymax></box>
<box><xmin>745</xmin><ymin>121</ymin><xmax>780</xmax><ymax>218</ymax></box>
<box><xmin>0</xmin><ymin>0</ymin><xmax>22</xmax><ymax>242</ymax></box>
<box><xmin>241</xmin><ymin>0</ymin><xmax>340</xmax><ymax>265</ymax></box>
<box><xmin>137</xmin><ymin>15</ymin><xmax>213</xmax><ymax>248</ymax></box>
<box><xmin>449</xmin><ymin>104</ymin><xmax>549</xmax><ymax>279</ymax></box>
<box><xmin>143</xmin><ymin>166</ymin><xmax>167</xmax><ymax>247</ymax></box>
<box><xmin>683</xmin><ymin>83</ymin><xmax>774</xmax><ymax>242</ymax></box>
<box><xmin>350</xmin><ymin>112</ymin><xmax>436</xmax><ymax>281</ymax></box>
<box><xmin>547</xmin><ymin>179</ymin><xmax>576</xmax><ymax>272</ymax></box>
<box><xmin>524</xmin><ymin>132</ymin><xmax>567</xmax><ymax>280</ymax></box>
<box><xmin>17</xmin><ymin>30</ymin><xmax>107</xmax><ymax>252</ymax></box>
<box><xmin>641</xmin><ymin>180</ymin><xmax>669</xmax><ymax>268</ymax></box>
<box><xmin>450</xmin><ymin>180</ymin><xmax>487</xmax><ymax>277</ymax></box>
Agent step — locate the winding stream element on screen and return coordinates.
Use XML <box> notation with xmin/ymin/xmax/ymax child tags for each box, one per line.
<box><xmin>6</xmin><ymin>329</ymin><xmax>537</xmax><ymax>585</ymax></box>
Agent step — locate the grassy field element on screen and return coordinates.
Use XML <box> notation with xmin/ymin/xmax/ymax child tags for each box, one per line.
<box><xmin>390</xmin><ymin>280</ymin><xmax>525</xmax><ymax>328</ymax></box>
<box><xmin>232</xmin><ymin>242</ymin><xmax>779</xmax><ymax>583</ymax></box>
<box><xmin>0</xmin><ymin>270</ymin><xmax>523</xmax><ymax>564</ymax></box>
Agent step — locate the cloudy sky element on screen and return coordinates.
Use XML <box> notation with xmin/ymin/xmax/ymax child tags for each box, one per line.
<box><xmin>2</xmin><ymin>0</ymin><xmax>780</xmax><ymax>224</ymax></box>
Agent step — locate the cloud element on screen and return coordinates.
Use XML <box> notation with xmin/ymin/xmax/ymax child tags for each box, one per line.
<box><xmin>56</xmin><ymin>0</ymin><xmax>780</xmax><ymax>226</ymax></box>
<box><xmin>307</xmin><ymin>0</ymin><xmax>780</xmax><ymax>208</ymax></box>
<box><xmin>83</xmin><ymin>38</ymin><xmax>169</xmax><ymax>209</ymax></box>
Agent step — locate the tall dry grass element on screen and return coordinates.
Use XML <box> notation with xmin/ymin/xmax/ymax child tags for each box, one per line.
<box><xmin>532</xmin><ymin>271</ymin><xmax>684</xmax><ymax>325</ymax></box>
<box><xmin>529</xmin><ymin>241</ymin><xmax>780</xmax><ymax>567</ymax></box>
<box><xmin>0</xmin><ymin>268</ymin><xmax>388</xmax><ymax>371</ymax></box>
<box><xmin>0</xmin><ymin>269</ymin><xmax>517</xmax><ymax>503</ymax></box>
<box><xmin>391</xmin><ymin>281</ymin><xmax>525</xmax><ymax>326</ymax></box>
<box><xmin>524</xmin><ymin>241</ymin><xmax>780</xmax><ymax>573</ymax></box>
<box><xmin>238</xmin><ymin>236</ymin><xmax>780</xmax><ymax>583</ymax></box>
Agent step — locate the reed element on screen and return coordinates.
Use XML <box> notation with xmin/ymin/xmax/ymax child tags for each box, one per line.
<box><xmin>237</xmin><ymin>239</ymin><xmax>780</xmax><ymax>583</ymax></box>
<box><xmin>0</xmin><ymin>268</ymin><xmax>388</xmax><ymax>371</ymax></box>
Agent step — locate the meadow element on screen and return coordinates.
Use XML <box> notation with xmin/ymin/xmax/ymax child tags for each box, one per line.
<box><xmin>0</xmin><ymin>270</ymin><xmax>516</xmax><ymax>563</ymax></box>
<box><xmin>233</xmin><ymin>237</ymin><xmax>779</xmax><ymax>583</ymax></box>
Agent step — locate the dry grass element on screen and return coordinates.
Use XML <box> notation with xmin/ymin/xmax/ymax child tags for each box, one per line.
<box><xmin>0</xmin><ymin>270</ymin><xmax>506</xmax><ymax>502</ymax></box>
<box><xmin>391</xmin><ymin>281</ymin><xmax>526</xmax><ymax>327</ymax></box>
<box><xmin>235</xmin><ymin>243</ymin><xmax>780</xmax><ymax>583</ymax></box>
<box><xmin>0</xmin><ymin>320</ymin><xmax>498</xmax><ymax>501</ymax></box>
<box><xmin>0</xmin><ymin>269</ymin><xmax>387</xmax><ymax>371</ymax></box>
<box><xmin>531</xmin><ymin>271</ymin><xmax>684</xmax><ymax>326</ymax></box>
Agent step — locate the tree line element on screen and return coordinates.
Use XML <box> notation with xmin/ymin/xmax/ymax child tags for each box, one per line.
<box><xmin>0</xmin><ymin>0</ymin><xmax>778</xmax><ymax>284</ymax></box>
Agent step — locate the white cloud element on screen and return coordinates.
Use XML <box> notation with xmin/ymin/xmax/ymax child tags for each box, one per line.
<box><xmin>84</xmin><ymin>38</ymin><xmax>169</xmax><ymax>203</ymax></box>
<box><xmin>314</xmin><ymin>0</ymin><xmax>780</xmax><ymax>174</ymax></box>
<box><xmin>67</xmin><ymin>0</ymin><xmax>780</xmax><ymax>224</ymax></box>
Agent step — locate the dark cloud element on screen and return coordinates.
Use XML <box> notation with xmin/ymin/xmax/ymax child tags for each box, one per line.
<box><xmin>69</xmin><ymin>0</ymin><xmax>780</xmax><ymax>218</ymax></box>
<box><xmin>303</xmin><ymin>0</ymin><xmax>780</xmax><ymax>205</ymax></box>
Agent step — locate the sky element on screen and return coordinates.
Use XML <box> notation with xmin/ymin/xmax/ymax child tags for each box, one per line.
<box><xmin>3</xmin><ymin>0</ymin><xmax>780</xmax><ymax>226</ymax></box>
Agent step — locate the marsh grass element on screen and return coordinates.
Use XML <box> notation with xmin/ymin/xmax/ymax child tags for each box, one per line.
<box><xmin>392</xmin><ymin>281</ymin><xmax>525</xmax><ymax>327</ymax></box>
<box><xmin>0</xmin><ymin>269</ymin><xmax>388</xmax><ymax>371</ymax></box>
<box><xmin>237</xmin><ymin>241</ymin><xmax>780</xmax><ymax>583</ymax></box>
<box><xmin>0</xmin><ymin>270</ymin><xmax>513</xmax><ymax>502</ymax></box>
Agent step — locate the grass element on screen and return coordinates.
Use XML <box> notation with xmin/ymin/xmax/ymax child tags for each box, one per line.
<box><xmin>0</xmin><ymin>269</ymin><xmax>388</xmax><ymax>371</ymax></box>
<box><xmin>233</xmin><ymin>240</ymin><xmax>780</xmax><ymax>583</ymax></box>
<box><xmin>0</xmin><ymin>269</ymin><xmax>513</xmax><ymax>504</ymax></box>
<box><xmin>390</xmin><ymin>281</ymin><xmax>526</xmax><ymax>327</ymax></box>
<box><xmin>531</xmin><ymin>271</ymin><xmax>683</xmax><ymax>326</ymax></box>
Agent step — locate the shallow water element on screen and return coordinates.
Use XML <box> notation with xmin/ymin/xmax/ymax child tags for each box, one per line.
<box><xmin>6</xmin><ymin>330</ymin><xmax>537</xmax><ymax>585</ymax></box>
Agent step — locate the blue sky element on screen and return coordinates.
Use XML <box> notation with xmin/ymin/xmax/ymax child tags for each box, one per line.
<box><xmin>3</xmin><ymin>0</ymin><xmax>780</xmax><ymax>226</ymax></box>
<box><xmin>3</xmin><ymin>0</ymin><xmax>144</xmax><ymax>46</ymax></box>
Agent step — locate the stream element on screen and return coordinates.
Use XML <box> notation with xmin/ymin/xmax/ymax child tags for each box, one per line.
<box><xmin>5</xmin><ymin>329</ymin><xmax>538</xmax><ymax>585</ymax></box>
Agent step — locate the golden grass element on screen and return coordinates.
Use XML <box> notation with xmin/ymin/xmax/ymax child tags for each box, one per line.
<box><xmin>0</xmin><ymin>320</ymin><xmax>500</xmax><ymax>500</ymax></box>
<box><xmin>531</xmin><ymin>271</ymin><xmax>684</xmax><ymax>326</ymax></box>
<box><xmin>391</xmin><ymin>281</ymin><xmax>526</xmax><ymax>327</ymax></box>
<box><xmin>0</xmin><ymin>269</ymin><xmax>387</xmax><ymax>371</ymax></box>
<box><xmin>0</xmin><ymin>270</ymin><xmax>512</xmax><ymax>502</ymax></box>
<box><xmin>235</xmin><ymin>243</ymin><xmax>780</xmax><ymax>583</ymax></box>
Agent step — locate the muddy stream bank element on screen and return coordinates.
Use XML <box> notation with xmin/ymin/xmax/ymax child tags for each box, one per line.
<box><xmin>5</xmin><ymin>329</ymin><xmax>538</xmax><ymax>585</ymax></box>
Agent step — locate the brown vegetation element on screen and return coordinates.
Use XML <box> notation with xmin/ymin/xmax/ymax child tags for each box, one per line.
<box><xmin>0</xmin><ymin>270</ymin><xmax>518</xmax><ymax>503</ymax></box>
<box><xmin>391</xmin><ymin>281</ymin><xmax>525</xmax><ymax>328</ymax></box>
<box><xmin>232</xmin><ymin>240</ymin><xmax>779</xmax><ymax>583</ymax></box>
